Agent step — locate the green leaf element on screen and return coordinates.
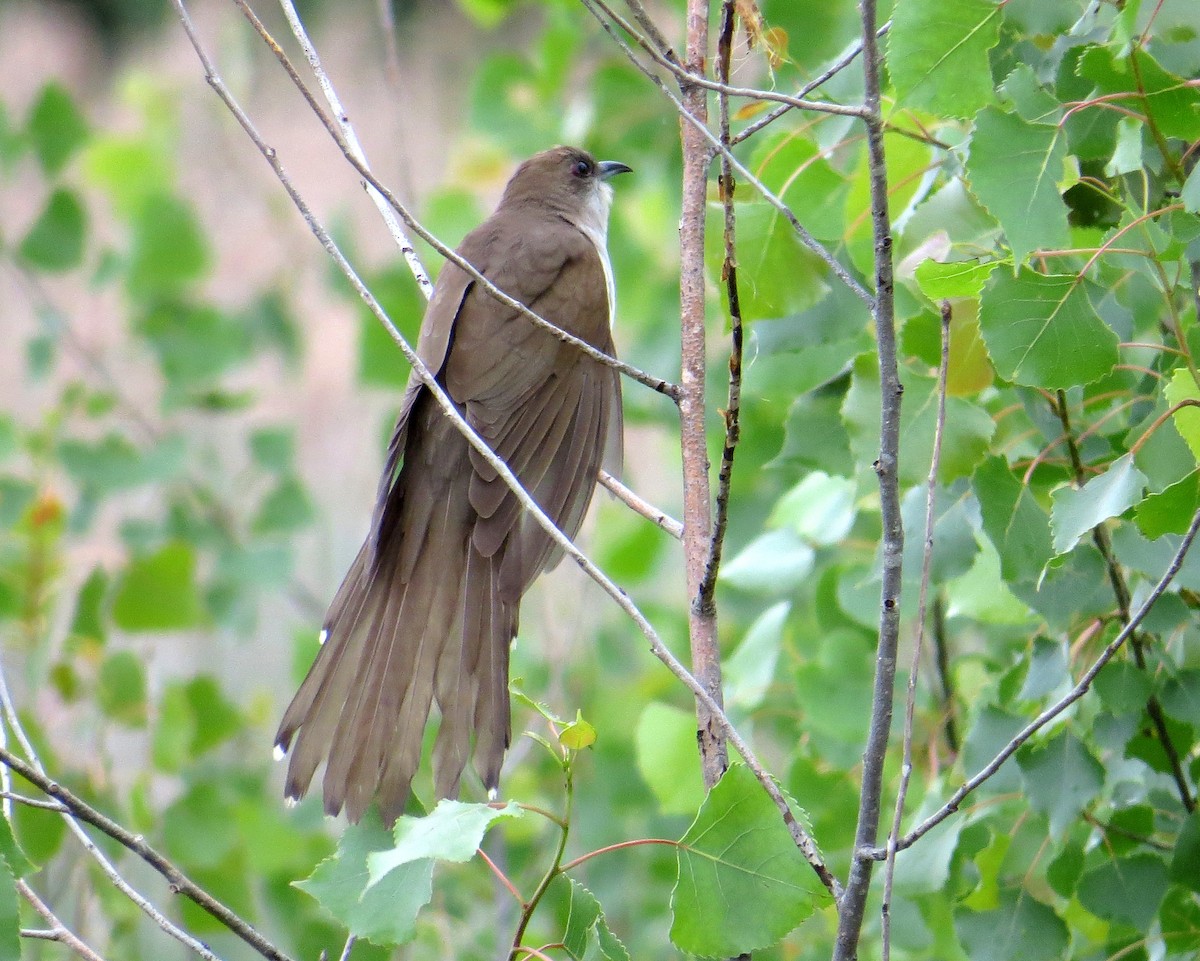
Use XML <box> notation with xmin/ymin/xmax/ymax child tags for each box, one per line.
<box><xmin>1135</xmin><ymin>469</ymin><xmax>1200</xmax><ymax>537</ymax></box>
<box><xmin>978</xmin><ymin>269</ymin><xmax>1118</xmax><ymax>388</ymax></box>
<box><xmin>97</xmin><ymin>650</ymin><xmax>148</xmax><ymax>726</ymax></box>
<box><xmin>1171</xmin><ymin>810</ymin><xmax>1200</xmax><ymax>893</ymax></box>
<box><xmin>27</xmin><ymin>82</ymin><xmax>88</xmax><ymax>175</ymax></box>
<box><xmin>559</xmin><ymin>710</ymin><xmax>597</xmax><ymax>750</ymax></box>
<box><xmin>1078</xmin><ymin>47</ymin><xmax>1200</xmax><ymax>141</ymax></box>
<box><xmin>1164</xmin><ymin>367</ymin><xmax>1200</xmax><ymax>462</ymax></box>
<box><xmin>127</xmin><ymin>194</ymin><xmax>210</xmax><ymax>296</ymax></box>
<box><xmin>18</xmin><ymin>188</ymin><xmax>86</xmax><ymax>272</ymax></box>
<box><xmin>252</xmin><ymin>475</ymin><xmax>315</xmax><ymax>535</ymax></box>
<box><xmin>770</xmin><ymin>473</ymin><xmax>856</xmax><ymax>546</ymax></box>
<box><xmin>552</xmin><ymin>875</ymin><xmax>631</xmax><ymax>961</ymax></box>
<box><xmin>725</xmin><ymin>602</ymin><xmax>788</xmax><ymax>712</ymax></box>
<box><xmin>889</xmin><ymin>0</ymin><xmax>1002</xmax><ymax>119</ymax></box>
<box><xmin>954</xmin><ymin>889</ymin><xmax>1069</xmax><ymax>961</ymax></box>
<box><xmin>296</xmin><ymin>810</ymin><xmax>433</xmax><ymax>946</ymax></box>
<box><xmin>65</xmin><ymin>567</ymin><xmax>108</xmax><ymax>654</ymax></box>
<box><xmin>0</xmin><ymin>814</ymin><xmax>33</xmax><ymax>880</ymax></box>
<box><xmin>59</xmin><ymin>433</ymin><xmax>186</xmax><ymax>493</ymax></box>
<box><xmin>671</xmin><ymin>764</ymin><xmax>827</xmax><ymax>957</ymax></box>
<box><xmin>721</xmin><ymin>528</ymin><xmax>814</xmax><ymax>593</ymax></box>
<box><xmin>973</xmin><ymin>456</ymin><xmax>1053</xmax><ymax>582</ymax></box>
<box><xmin>0</xmin><ymin>857</ymin><xmax>19</xmax><ymax>961</ymax></box>
<box><xmin>249</xmin><ymin>428</ymin><xmax>295</xmax><ymax>473</ymax></box>
<box><xmin>1183</xmin><ymin>162</ymin><xmax>1200</xmax><ymax>214</ymax></box>
<box><xmin>1018</xmin><ymin>637</ymin><xmax>1069</xmax><ymax>701</ymax></box>
<box><xmin>83</xmin><ymin>135</ymin><xmax>172</xmax><ymax>217</ymax></box>
<box><xmin>966</xmin><ymin>107</ymin><xmax>1070</xmax><ymax>266</ymax></box>
<box><xmin>1159</xmin><ymin>670</ymin><xmax>1200</xmax><ymax>726</ymax></box>
<box><xmin>749</xmin><ymin>130</ymin><xmax>849</xmax><ymax>242</ymax></box>
<box><xmin>1016</xmin><ymin>730</ymin><xmax>1104</xmax><ymax>836</ymax></box>
<box><xmin>111</xmin><ymin>541</ymin><xmax>205</xmax><ymax>632</ymax></box>
<box><xmin>1077</xmin><ymin>854</ymin><xmax>1170</xmax><ymax>929</ymax></box>
<box><xmin>635</xmin><ymin>702</ymin><xmax>705</xmax><ymax>816</ymax></box>
<box><xmin>1050</xmin><ymin>454</ymin><xmax>1148</xmax><ymax>554</ymax></box>
<box><xmin>136</xmin><ymin>303</ymin><xmax>253</xmax><ymax>396</ymax></box>
<box><xmin>366</xmin><ymin>800</ymin><xmax>521</xmax><ymax>887</ymax></box>
<box><xmin>357</xmin><ymin>267</ymin><xmax>424</xmax><ymax>389</ymax></box>
<box><xmin>913</xmin><ymin>259</ymin><xmax>998</xmax><ymax>300</ymax></box>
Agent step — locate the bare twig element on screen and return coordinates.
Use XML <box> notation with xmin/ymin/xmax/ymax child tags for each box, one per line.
<box><xmin>694</xmin><ymin>0</ymin><xmax>743</xmax><ymax>619</ymax></box>
<box><xmin>579</xmin><ymin>0</ymin><xmax>874</xmax><ymax>307</ymax></box>
<box><xmin>18</xmin><ymin>880</ymin><xmax>108</xmax><ymax>961</ymax></box>
<box><xmin>0</xmin><ymin>790</ymin><xmax>66</xmax><ymax>811</ymax></box>
<box><xmin>234</xmin><ymin>0</ymin><xmax>680</xmax><ymax>402</ymax></box>
<box><xmin>881</xmin><ymin>302</ymin><xmax>950</xmax><ymax>961</ymax></box>
<box><xmin>336</xmin><ymin>933</ymin><xmax>357</xmax><ymax>961</ymax></box>
<box><xmin>834</xmin><ymin>1</ymin><xmax>902</xmax><ymax>955</ymax></box>
<box><xmin>619</xmin><ymin>0</ymin><xmax>680</xmax><ymax>64</ymax></box>
<box><xmin>598</xmin><ymin>470</ymin><xmax>683</xmax><ymax>539</ymax></box>
<box><xmin>880</xmin><ymin>507</ymin><xmax>1200</xmax><ymax>854</ymax></box>
<box><xmin>175</xmin><ymin>0</ymin><xmax>836</xmax><ymax>895</ymax></box>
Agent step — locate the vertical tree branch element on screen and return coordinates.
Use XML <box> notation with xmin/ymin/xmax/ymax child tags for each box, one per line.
<box><xmin>694</xmin><ymin>0</ymin><xmax>743</xmax><ymax>616</ymax></box>
<box><xmin>834</xmin><ymin>0</ymin><xmax>902</xmax><ymax>956</ymax></box>
<box><xmin>881</xmin><ymin>302</ymin><xmax>950</xmax><ymax>961</ymax></box>
<box><xmin>678</xmin><ymin>0</ymin><xmax>728</xmax><ymax>788</ymax></box>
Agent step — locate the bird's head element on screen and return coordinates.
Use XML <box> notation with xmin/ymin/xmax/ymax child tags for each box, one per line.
<box><xmin>499</xmin><ymin>146</ymin><xmax>632</xmax><ymax>233</ymax></box>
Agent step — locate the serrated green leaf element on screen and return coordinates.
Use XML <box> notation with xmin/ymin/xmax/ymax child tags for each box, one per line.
<box><xmin>671</xmin><ymin>764</ymin><xmax>827</xmax><ymax>957</ymax></box>
<box><xmin>111</xmin><ymin>541</ymin><xmax>205</xmax><ymax>632</ymax></box>
<box><xmin>973</xmin><ymin>456</ymin><xmax>1053</xmax><ymax>582</ymax></box>
<box><xmin>889</xmin><ymin>0</ymin><xmax>1002</xmax><ymax>118</ymax></box>
<box><xmin>1077</xmin><ymin>854</ymin><xmax>1169</xmax><ymax>929</ymax></box>
<box><xmin>1050</xmin><ymin>454</ymin><xmax>1148</xmax><ymax>554</ymax></box>
<box><xmin>635</xmin><ymin>702</ymin><xmax>705</xmax><ymax>816</ymax></box>
<box><xmin>366</xmin><ymin>800</ymin><xmax>521</xmax><ymax>887</ymax></box>
<box><xmin>296</xmin><ymin>810</ymin><xmax>433</xmax><ymax>946</ymax></box>
<box><xmin>1164</xmin><ymin>367</ymin><xmax>1200</xmax><ymax>462</ymax></box>
<box><xmin>553</xmin><ymin>875</ymin><xmax>631</xmax><ymax>961</ymax></box>
<box><xmin>1078</xmin><ymin>47</ymin><xmax>1200</xmax><ymax>141</ymax></box>
<box><xmin>18</xmin><ymin>188</ymin><xmax>86</xmax><ymax>272</ymax></box>
<box><xmin>0</xmin><ymin>814</ymin><xmax>33</xmax><ymax>881</ymax></box>
<box><xmin>27</xmin><ymin>82</ymin><xmax>88</xmax><ymax>175</ymax></box>
<box><xmin>913</xmin><ymin>259</ymin><xmax>998</xmax><ymax>300</ymax></box>
<box><xmin>979</xmin><ymin>269</ymin><xmax>1118</xmax><ymax>388</ymax></box>
<box><xmin>967</xmin><ymin>107</ymin><xmax>1070</xmax><ymax>265</ymax></box>
<box><xmin>1016</xmin><ymin>730</ymin><xmax>1104</xmax><ymax>836</ymax></box>
<box><xmin>1135</xmin><ymin>469</ymin><xmax>1200</xmax><ymax>537</ymax></box>
<box><xmin>955</xmin><ymin>889</ymin><xmax>1069</xmax><ymax>961</ymax></box>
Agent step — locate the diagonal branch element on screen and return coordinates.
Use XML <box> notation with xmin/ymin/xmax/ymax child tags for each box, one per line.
<box><xmin>18</xmin><ymin>880</ymin><xmax>108</xmax><ymax>961</ymax></box>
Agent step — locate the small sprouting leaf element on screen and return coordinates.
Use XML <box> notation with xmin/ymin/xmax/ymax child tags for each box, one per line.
<box><xmin>1016</xmin><ymin>730</ymin><xmax>1104</xmax><ymax>836</ymax></box>
<box><xmin>671</xmin><ymin>764</ymin><xmax>828</xmax><ymax>957</ymax></box>
<box><xmin>1077</xmin><ymin>854</ymin><xmax>1170</xmax><ymax>929</ymax></box>
<box><xmin>635</xmin><ymin>702</ymin><xmax>705</xmax><ymax>816</ymax></box>
<box><xmin>18</xmin><ymin>189</ymin><xmax>86</xmax><ymax>272</ymax></box>
<box><xmin>889</xmin><ymin>0</ymin><xmax>1001</xmax><ymax>119</ymax></box>
<box><xmin>978</xmin><ymin>269</ymin><xmax>1118</xmax><ymax>389</ymax></box>
<box><xmin>111</xmin><ymin>541</ymin><xmax>205</xmax><ymax>632</ymax></box>
<box><xmin>1050</xmin><ymin>454</ymin><xmax>1148</xmax><ymax>555</ymax></box>
<box><xmin>966</xmin><ymin>107</ymin><xmax>1070</xmax><ymax>266</ymax></box>
<box><xmin>366</xmin><ymin>800</ymin><xmax>521</xmax><ymax>888</ymax></box>
<box><xmin>559</xmin><ymin>711</ymin><xmax>597</xmax><ymax>750</ymax></box>
<box><xmin>27</xmin><ymin>82</ymin><xmax>88</xmax><ymax>174</ymax></box>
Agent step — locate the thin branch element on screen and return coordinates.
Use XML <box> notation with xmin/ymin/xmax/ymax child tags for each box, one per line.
<box><xmin>18</xmin><ymin>880</ymin><xmax>108</xmax><ymax>961</ymax></box>
<box><xmin>233</xmin><ymin>0</ymin><xmax>680</xmax><ymax>402</ymax></box>
<box><xmin>336</xmin><ymin>934</ymin><xmax>357</xmax><ymax>961</ymax></box>
<box><xmin>0</xmin><ymin>790</ymin><xmax>67</xmax><ymax>811</ymax></box>
<box><xmin>834</xmin><ymin>0</ymin><xmax>902</xmax><ymax>955</ymax></box>
<box><xmin>175</xmin><ymin>0</ymin><xmax>836</xmax><ymax>896</ymax></box>
<box><xmin>619</xmin><ymin>0</ymin><xmax>680</xmax><ymax>65</ymax></box>
<box><xmin>695</xmin><ymin>0</ymin><xmax>744</xmax><ymax>617</ymax></box>
<box><xmin>930</xmin><ymin>594</ymin><xmax>958</xmax><ymax>753</ymax></box>
<box><xmin>732</xmin><ymin>24</ymin><xmax>891</xmax><ymax>146</ymax></box>
<box><xmin>0</xmin><ymin>670</ymin><xmax>228</xmax><ymax>961</ymax></box>
<box><xmin>881</xmin><ymin>302</ymin><xmax>950</xmax><ymax>961</ymax></box>
<box><xmin>881</xmin><ymin>507</ymin><xmax>1200</xmax><ymax>854</ymax></box>
<box><xmin>598</xmin><ymin>470</ymin><xmax>683</xmax><ymax>539</ymax></box>
<box><xmin>579</xmin><ymin>0</ymin><xmax>874</xmax><ymax>307</ymax></box>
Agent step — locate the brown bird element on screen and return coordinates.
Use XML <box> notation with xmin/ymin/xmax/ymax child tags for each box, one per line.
<box><xmin>275</xmin><ymin>146</ymin><xmax>629</xmax><ymax>824</ymax></box>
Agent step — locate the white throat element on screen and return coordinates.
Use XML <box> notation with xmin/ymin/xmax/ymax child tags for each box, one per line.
<box><xmin>575</xmin><ymin>182</ymin><xmax>616</xmax><ymax>328</ymax></box>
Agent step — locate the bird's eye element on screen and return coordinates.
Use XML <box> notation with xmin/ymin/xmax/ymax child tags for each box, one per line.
<box><xmin>573</xmin><ymin>159</ymin><xmax>591</xmax><ymax>177</ymax></box>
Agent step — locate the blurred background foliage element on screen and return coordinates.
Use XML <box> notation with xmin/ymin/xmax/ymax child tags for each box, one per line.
<box><xmin>1</xmin><ymin>0</ymin><xmax>1200</xmax><ymax>958</ymax></box>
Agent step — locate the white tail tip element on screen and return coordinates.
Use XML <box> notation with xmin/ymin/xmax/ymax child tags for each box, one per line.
<box><xmin>272</xmin><ymin>744</ymin><xmax>286</xmax><ymax>762</ymax></box>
